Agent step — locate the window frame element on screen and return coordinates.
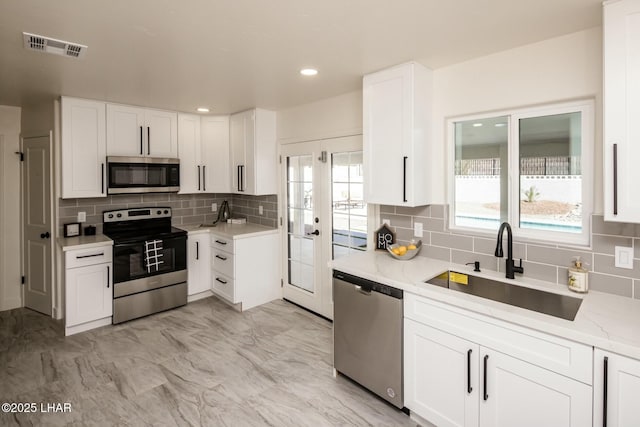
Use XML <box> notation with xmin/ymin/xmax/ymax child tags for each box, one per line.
<box><xmin>447</xmin><ymin>99</ymin><xmax>594</xmax><ymax>246</ymax></box>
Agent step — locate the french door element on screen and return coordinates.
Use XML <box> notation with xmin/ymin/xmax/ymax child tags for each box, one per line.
<box><xmin>281</xmin><ymin>135</ymin><xmax>369</xmax><ymax>319</ymax></box>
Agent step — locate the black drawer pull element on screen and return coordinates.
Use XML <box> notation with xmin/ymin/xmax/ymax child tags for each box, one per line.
<box><xmin>215</xmin><ymin>254</ymin><xmax>227</xmax><ymax>261</ymax></box>
<box><xmin>76</xmin><ymin>253</ymin><xmax>104</xmax><ymax>259</ymax></box>
<box><xmin>215</xmin><ymin>277</ymin><xmax>227</xmax><ymax>284</ymax></box>
<box><xmin>215</xmin><ymin>240</ymin><xmax>227</xmax><ymax>245</ymax></box>
<box><xmin>467</xmin><ymin>349</ymin><xmax>473</xmax><ymax>394</ymax></box>
<box><xmin>483</xmin><ymin>354</ymin><xmax>489</xmax><ymax>401</ymax></box>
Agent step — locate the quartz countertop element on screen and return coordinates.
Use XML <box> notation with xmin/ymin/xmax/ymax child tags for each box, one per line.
<box><xmin>178</xmin><ymin>222</ymin><xmax>278</xmax><ymax>239</ymax></box>
<box><xmin>329</xmin><ymin>250</ymin><xmax>640</xmax><ymax>360</ymax></box>
<box><xmin>58</xmin><ymin>234</ymin><xmax>113</xmax><ymax>251</ymax></box>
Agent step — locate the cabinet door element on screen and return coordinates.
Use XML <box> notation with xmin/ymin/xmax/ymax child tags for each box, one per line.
<box><xmin>187</xmin><ymin>233</ymin><xmax>211</xmax><ymax>296</ymax></box>
<box><xmin>66</xmin><ymin>263</ymin><xmax>112</xmax><ymax>327</ymax></box>
<box><xmin>253</xmin><ymin>109</ymin><xmax>277</xmax><ymax>195</ymax></box>
<box><xmin>479</xmin><ymin>349</ymin><xmax>592</xmax><ymax>427</ymax></box>
<box><xmin>201</xmin><ymin>116</ymin><xmax>230</xmax><ymax>193</ymax></box>
<box><xmin>594</xmin><ymin>349</ymin><xmax>640</xmax><ymax>427</ymax></box>
<box><xmin>178</xmin><ymin>114</ymin><xmax>202</xmax><ymax>194</ymax></box>
<box><xmin>230</xmin><ymin>111</ymin><xmax>247</xmax><ymax>193</ymax></box>
<box><xmin>106</xmin><ymin>104</ymin><xmax>146</xmax><ymax>156</ymax></box>
<box><xmin>405</xmin><ymin>319</ymin><xmax>479</xmax><ymax>427</ymax></box>
<box><xmin>603</xmin><ymin>0</ymin><xmax>640</xmax><ymax>222</ymax></box>
<box><xmin>61</xmin><ymin>97</ymin><xmax>107</xmax><ymax>198</ymax></box>
<box><xmin>145</xmin><ymin>109</ymin><xmax>178</xmax><ymax>158</ymax></box>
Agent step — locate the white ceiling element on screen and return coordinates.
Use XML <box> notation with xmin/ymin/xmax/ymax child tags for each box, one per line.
<box><xmin>0</xmin><ymin>0</ymin><xmax>602</xmax><ymax>114</ymax></box>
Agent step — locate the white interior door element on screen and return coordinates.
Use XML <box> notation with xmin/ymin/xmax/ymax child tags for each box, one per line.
<box><xmin>281</xmin><ymin>135</ymin><xmax>367</xmax><ymax>319</ymax></box>
<box><xmin>22</xmin><ymin>134</ymin><xmax>53</xmax><ymax>315</ymax></box>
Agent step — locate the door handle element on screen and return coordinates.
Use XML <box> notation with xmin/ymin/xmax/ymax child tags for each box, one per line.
<box><xmin>101</xmin><ymin>163</ymin><xmax>105</xmax><ymax>194</ymax></box>
<box><xmin>198</xmin><ymin>165</ymin><xmax>201</xmax><ymax>191</ymax></box>
<box><xmin>403</xmin><ymin>156</ymin><xmax>408</xmax><ymax>203</ymax></box>
<box><xmin>147</xmin><ymin>126</ymin><xmax>150</xmax><ymax>155</ymax></box>
<box><xmin>603</xmin><ymin>356</ymin><xmax>608</xmax><ymax>427</ymax></box>
<box><xmin>483</xmin><ymin>354</ymin><xmax>489</xmax><ymax>401</ymax></box>
<box><xmin>613</xmin><ymin>144</ymin><xmax>618</xmax><ymax>216</ymax></box>
<box><xmin>467</xmin><ymin>349</ymin><xmax>473</xmax><ymax>394</ymax></box>
<box><xmin>40</xmin><ymin>232</ymin><xmax>50</xmax><ymax>239</ymax></box>
<box><xmin>139</xmin><ymin>126</ymin><xmax>143</xmax><ymax>155</ymax></box>
<box><xmin>202</xmin><ymin>165</ymin><xmax>206</xmax><ymax>191</ymax></box>
<box><xmin>196</xmin><ymin>241</ymin><xmax>199</xmax><ymax>260</ymax></box>
<box><xmin>306</xmin><ymin>230</ymin><xmax>320</xmax><ymax>236</ymax></box>
<box><xmin>237</xmin><ymin>165</ymin><xmax>241</xmax><ymax>191</ymax></box>
<box><xmin>107</xmin><ymin>265</ymin><xmax>110</xmax><ymax>288</ymax></box>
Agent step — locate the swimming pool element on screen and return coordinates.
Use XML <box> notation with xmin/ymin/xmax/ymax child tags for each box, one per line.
<box><xmin>455</xmin><ymin>215</ymin><xmax>581</xmax><ymax>233</ymax></box>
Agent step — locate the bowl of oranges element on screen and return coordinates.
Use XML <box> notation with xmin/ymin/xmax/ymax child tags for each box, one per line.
<box><xmin>386</xmin><ymin>240</ymin><xmax>422</xmax><ymax>260</ymax></box>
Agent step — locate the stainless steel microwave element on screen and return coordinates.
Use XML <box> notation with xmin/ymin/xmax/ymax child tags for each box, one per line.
<box><xmin>107</xmin><ymin>156</ymin><xmax>180</xmax><ymax>194</ymax></box>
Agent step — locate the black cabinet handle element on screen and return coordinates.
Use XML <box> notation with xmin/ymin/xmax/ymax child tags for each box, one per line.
<box><xmin>215</xmin><ymin>239</ymin><xmax>227</xmax><ymax>245</ymax></box>
<box><xmin>101</xmin><ymin>163</ymin><xmax>105</xmax><ymax>194</ymax></box>
<box><xmin>215</xmin><ymin>277</ymin><xmax>227</xmax><ymax>284</ymax></box>
<box><xmin>483</xmin><ymin>354</ymin><xmax>489</xmax><ymax>401</ymax></box>
<box><xmin>237</xmin><ymin>165</ymin><xmax>241</xmax><ymax>191</ymax></box>
<box><xmin>603</xmin><ymin>356</ymin><xmax>608</xmax><ymax>427</ymax></box>
<box><xmin>76</xmin><ymin>252</ymin><xmax>104</xmax><ymax>259</ymax></box>
<box><xmin>239</xmin><ymin>165</ymin><xmax>245</xmax><ymax>191</ymax></box>
<box><xmin>147</xmin><ymin>127</ymin><xmax>150</xmax><ymax>155</ymax></box>
<box><xmin>467</xmin><ymin>349</ymin><xmax>473</xmax><ymax>394</ymax></box>
<box><xmin>613</xmin><ymin>144</ymin><xmax>618</xmax><ymax>216</ymax></box>
<box><xmin>197</xmin><ymin>165</ymin><xmax>201</xmax><ymax>191</ymax></box>
<box><xmin>139</xmin><ymin>126</ymin><xmax>143</xmax><ymax>155</ymax></box>
<box><xmin>196</xmin><ymin>241</ymin><xmax>199</xmax><ymax>260</ymax></box>
<box><xmin>107</xmin><ymin>266</ymin><xmax>110</xmax><ymax>288</ymax></box>
<box><xmin>403</xmin><ymin>156</ymin><xmax>408</xmax><ymax>203</ymax></box>
<box><xmin>202</xmin><ymin>165</ymin><xmax>206</xmax><ymax>191</ymax></box>
<box><xmin>215</xmin><ymin>254</ymin><xmax>227</xmax><ymax>261</ymax></box>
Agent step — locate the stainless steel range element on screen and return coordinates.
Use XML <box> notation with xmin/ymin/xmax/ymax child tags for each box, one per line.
<box><xmin>103</xmin><ymin>207</ymin><xmax>187</xmax><ymax>324</ymax></box>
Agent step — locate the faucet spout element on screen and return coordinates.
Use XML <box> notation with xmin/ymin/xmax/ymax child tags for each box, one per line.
<box><xmin>495</xmin><ymin>222</ymin><xmax>523</xmax><ymax>279</ymax></box>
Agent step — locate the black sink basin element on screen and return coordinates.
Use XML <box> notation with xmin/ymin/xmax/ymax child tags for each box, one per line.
<box><xmin>426</xmin><ymin>271</ymin><xmax>582</xmax><ymax>321</ymax></box>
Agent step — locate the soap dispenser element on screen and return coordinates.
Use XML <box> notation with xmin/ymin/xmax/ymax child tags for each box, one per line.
<box><xmin>568</xmin><ymin>256</ymin><xmax>588</xmax><ymax>293</ymax></box>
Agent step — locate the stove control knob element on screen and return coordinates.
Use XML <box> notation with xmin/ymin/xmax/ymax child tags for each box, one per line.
<box><xmin>157</xmin><ymin>210</ymin><xmax>162</xmax><ymax>215</ymax></box>
<box><xmin>164</xmin><ymin>210</ymin><xmax>169</xmax><ymax>214</ymax></box>
<box><xmin>117</xmin><ymin>213</ymin><xmax>122</xmax><ymax>218</ymax></box>
<box><xmin>108</xmin><ymin>214</ymin><xmax>114</xmax><ymax>219</ymax></box>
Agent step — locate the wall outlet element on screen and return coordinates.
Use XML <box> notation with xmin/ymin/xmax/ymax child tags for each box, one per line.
<box><xmin>77</xmin><ymin>211</ymin><xmax>86</xmax><ymax>222</ymax></box>
<box><xmin>414</xmin><ymin>222</ymin><xmax>423</xmax><ymax>237</ymax></box>
<box><xmin>615</xmin><ymin>246</ymin><xmax>634</xmax><ymax>269</ymax></box>
<box><xmin>382</xmin><ymin>218</ymin><xmax>390</xmax><ymax>225</ymax></box>
<box><xmin>211</xmin><ymin>203</ymin><xmax>217</xmax><ymax>212</ymax></box>
<box><xmin>259</xmin><ymin>205</ymin><xmax>264</xmax><ymax>215</ymax></box>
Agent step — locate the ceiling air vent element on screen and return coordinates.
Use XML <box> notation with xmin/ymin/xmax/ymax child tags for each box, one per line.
<box><xmin>22</xmin><ymin>32</ymin><xmax>87</xmax><ymax>59</ymax></box>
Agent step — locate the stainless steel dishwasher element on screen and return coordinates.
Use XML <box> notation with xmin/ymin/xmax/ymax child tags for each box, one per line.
<box><xmin>333</xmin><ymin>270</ymin><xmax>404</xmax><ymax>409</ymax></box>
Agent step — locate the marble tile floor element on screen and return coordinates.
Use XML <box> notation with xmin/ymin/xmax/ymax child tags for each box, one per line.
<box><xmin>0</xmin><ymin>297</ymin><xmax>419</xmax><ymax>426</ymax></box>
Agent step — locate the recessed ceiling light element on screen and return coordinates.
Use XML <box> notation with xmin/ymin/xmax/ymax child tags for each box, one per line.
<box><xmin>300</xmin><ymin>68</ymin><xmax>318</xmax><ymax>76</ymax></box>
<box><xmin>196</xmin><ymin>107</ymin><xmax>210</xmax><ymax>113</ymax></box>
<box><xmin>472</xmin><ymin>123</ymin><xmax>483</xmax><ymax>127</ymax></box>
<box><xmin>494</xmin><ymin>123</ymin><xmax>507</xmax><ymax>127</ymax></box>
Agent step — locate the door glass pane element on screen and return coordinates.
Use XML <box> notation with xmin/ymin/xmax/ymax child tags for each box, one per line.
<box><xmin>519</xmin><ymin>112</ymin><xmax>582</xmax><ymax>233</ymax></box>
<box><xmin>453</xmin><ymin>116</ymin><xmax>508</xmax><ymax>230</ymax></box>
<box><xmin>332</xmin><ymin>151</ymin><xmax>367</xmax><ymax>260</ymax></box>
<box><xmin>287</xmin><ymin>155</ymin><xmax>314</xmax><ymax>293</ymax></box>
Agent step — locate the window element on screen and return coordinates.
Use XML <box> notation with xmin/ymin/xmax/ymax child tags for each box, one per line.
<box><xmin>449</xmin><ymin>100</ymin><xmax>593</xmax><ymax>245</ymax></box>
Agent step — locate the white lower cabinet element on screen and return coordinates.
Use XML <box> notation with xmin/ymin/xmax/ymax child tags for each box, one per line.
<box><xmin>594</xmin><ymin>349</ymin><xmax>640</xmax><ymax>427</ymax></box>
<box><xmin>64</xmin><ymin>244</ymin><xmax>113</xmax><ymax>336</ymax></box>
<box><xmin>404</xmin><ymin>294</ymin><xmax>592</xmax><ymax>427</ymax></box>
<box><xmin>187</xmin><ymin>232</ymin><xmax>211</xmax><ymax>298</ymax></box>
<box><xmin>210</xmin><ymin>231</ymin><xmax>279</xmax><ymax>310</ymax></box>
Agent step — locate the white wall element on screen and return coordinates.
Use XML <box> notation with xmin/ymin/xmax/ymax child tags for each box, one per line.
<box><xmin>277</xmin><ymin>90</ymin><xmax>363</xmax><ymax>144</ymax></box>
<box><xmin>431</xmin><ymin>27</ymin><xmax>603</xmax><ymax>209</ymax></box>
<box><xmin>0</xmin><ymin>105</ymin><xmax>22</xmax><ymax>311</ymax></box>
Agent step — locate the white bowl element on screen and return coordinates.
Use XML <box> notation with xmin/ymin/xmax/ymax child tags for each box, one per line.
<box><xmin>386</xmin><ymin>240</ymin><xmax>422</xmax><ymax>260</ymax></box>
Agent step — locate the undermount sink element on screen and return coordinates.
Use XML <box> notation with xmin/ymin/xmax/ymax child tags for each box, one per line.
<box><xmin>199</xmin><ymin>223</ymin><xmax>217</xmax><ymax>228</ymax></box>
<box><xmin>425</xmin><ymin>271</ymin><xmax>582</xmax><ymax>321</ymax></box>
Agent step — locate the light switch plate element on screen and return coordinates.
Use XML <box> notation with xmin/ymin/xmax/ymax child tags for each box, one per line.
<box><xmin>414</xmin><ymin>222</ymin><xmax>423</xmax><ymax>237</ymax></box>
<box><xmin>77</xmin><ymin>211</ymin><xmax>86</xmax><ymax>222</ymax></box>
<box><xmin>382</xmin><ymin>218</ymin><xmax>390</xmax><ymax>225</ymax></box>
<box><xmin>211</xmin><ymin>203</ymin><xmax>217</xmax><ymax>212</ymax></box>
<box><xmin>259</xmin><ymin>205</ymin><xmax>264</xmax><ymax>215</ymax></box>
<box><xmin>615</xmin><ymin>246</ymin><xmax>633</xmax><ymax>269</ymax></box>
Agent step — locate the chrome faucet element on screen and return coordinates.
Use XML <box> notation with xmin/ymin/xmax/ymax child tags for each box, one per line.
<box><xmin>495</xmin><ymin>222</ymin><xmax>524</xmax><ymax>279</ymax></box>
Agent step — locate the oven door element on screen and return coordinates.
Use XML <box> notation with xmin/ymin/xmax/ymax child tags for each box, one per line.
<box><xmin>112</xmin><ymin>235</ymin><xmax>187</xmax><ymax>285</ymax></box>
<box><xmin>107</xmin><ymin>156</ymin><xmax>180</xmax><ymax>194</ymax></box>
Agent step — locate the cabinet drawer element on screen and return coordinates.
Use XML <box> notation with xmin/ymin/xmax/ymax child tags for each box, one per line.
<box><xmin>211</xmin><ymin>234</ymin><xmax>234</xmax><ymax>254</ymax></box>
<box><xmin>212</xmin><ymin>272</ymin><xmax>236</xmax><ymax>303</ymax></box>
<box><xmin>405</xmin><ymin>293</ymin><xmax>593</xmax><ymax>384</ymax></box>
<box><xmin>212</xmin><ymin>250</ymin><xmax>234</xmax><ymax>278</ymax></box>
<box><xmin>65</xmin><ymin>246</ymin><xmax>113</xmax><ymax>268</ymax></box>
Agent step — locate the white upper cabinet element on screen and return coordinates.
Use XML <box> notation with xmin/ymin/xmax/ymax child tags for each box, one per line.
<box><xmin>106</xmin><ymin>104</ymin><xmax>177</xmax><ymax>158</ymax></box>
<box><xmin>60</xmin><ymin>97</ymin><xmax>107</xmax><ymax>199</ymax></box>
<box><xmin>229</xmin><ymin>108</ymin><xmax>277</xmax><ymax>195</ymax></box>
<box><xmin>603</xmin><ymin>0</ymin><xmax>640</xmax><ymax>222</ymax></box>
<box><xmin>363</xmin><ymin>62</ymin><xmax>433</xmax><ymax>207</ymax></box>
<box><xmin>178</xmin><ymin>114</ymin><xmax>230</xmax><ymax>194</ymax></box>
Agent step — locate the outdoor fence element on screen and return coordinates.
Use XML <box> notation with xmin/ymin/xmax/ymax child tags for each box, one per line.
<box><xmin>455</xmin><ymin>156</ymin><xmax>581</xmax><ymax>176</ymax></box>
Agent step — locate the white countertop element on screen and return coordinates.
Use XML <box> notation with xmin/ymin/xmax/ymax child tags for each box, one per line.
<box><xmin>58</xmin><ymin>234</ymin><xmax>113</xmax><ymax>251</ymax></box>
<box><xmin>179</xmin><ymin>222</ymin><xmax>278</xmax><ymax>239</ymax></box>
<box><xmin>330</xmin><ymin>250</ymin><xmax>640</xmax><ymax>360</ymax></box>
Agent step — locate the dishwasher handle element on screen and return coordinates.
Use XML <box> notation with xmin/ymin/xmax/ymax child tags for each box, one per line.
<box><xmin>333</xmin><ymin>270</ymin><xmax>403</xmax><ymax>299</ymax></box>
<box><xmin>355</xmin><ymin>285</ymin><xmax>372</xmax><ymax>295</ymax></box>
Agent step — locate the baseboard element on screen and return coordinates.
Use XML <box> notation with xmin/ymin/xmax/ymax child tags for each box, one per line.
<box><xmin>0</xmin><ymin>297</ymin><xmax>22</xmax><ymax>312</ymax></box>
<box><xmin>187</xmin><ymin>290</ymin><xmax>213</xmax><ymax>303</ymax></box>
<box><xmin>65</xmin><ymin>317</ymin><xmax>111</xmax><ymax>336</ymax></box>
